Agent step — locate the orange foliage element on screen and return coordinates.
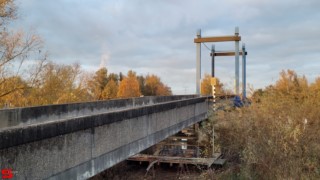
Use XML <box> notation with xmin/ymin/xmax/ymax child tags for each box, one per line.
<box><xmin>144</xmin><ymin>74</ymin><xmax>171</xmax><ymax>96</ymax></box>
<box><xmin>117</xmin><ymin>70</ymin><xmax>141</xmax><ymax>98</ymax></box>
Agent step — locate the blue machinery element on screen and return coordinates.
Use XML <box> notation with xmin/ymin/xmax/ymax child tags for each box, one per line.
<box><xmin>194</xmin><ymin>27</ymin><xmax>248</xmax><ymax>105</ymax></box>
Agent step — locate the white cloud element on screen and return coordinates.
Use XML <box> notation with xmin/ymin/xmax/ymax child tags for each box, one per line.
<box><xmin>11</xmin><ymin>0</ymin><xmax>320</xmax><ymax>94</ymax></box>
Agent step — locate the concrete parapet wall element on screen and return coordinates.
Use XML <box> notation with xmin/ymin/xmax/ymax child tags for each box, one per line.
<box><xmin>0</xmin><ymin>96</ymin><xmax>210</xmax><ymax>180</ymax></box>
<box><xmin>0</xmin><ymin>95</ymin><xmax>197</xmax><ymax>129</ymax></box>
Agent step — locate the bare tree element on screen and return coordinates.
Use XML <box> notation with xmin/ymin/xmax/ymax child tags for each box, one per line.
<box><xmin>0</xmin><ymin>0</ymin><xmax>46</xmax><ymax>99</ymax></box>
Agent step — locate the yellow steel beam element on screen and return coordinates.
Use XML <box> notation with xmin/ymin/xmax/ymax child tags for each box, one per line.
<box><xmin>194</xmin><ymin>36</ymin><xmax>241</xmax><ymax>43</ymax></box>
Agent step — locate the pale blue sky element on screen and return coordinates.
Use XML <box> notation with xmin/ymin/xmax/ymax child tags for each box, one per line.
<box><xmin>12</xmin><ymin>0</ymin><xmax>320</xmax><ymax>94</ymax></box>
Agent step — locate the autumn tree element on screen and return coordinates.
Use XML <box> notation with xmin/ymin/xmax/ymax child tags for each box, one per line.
<box><xmin>119</xmin><ymin>72</ymin><xmax>124</xmax><ymax>81</ymax></box>
<box><xmin>0</xmin><ymin>0</ymin><xmax>16</xmax><ymax>27</ymax></box>
<box><xmin>310</xmin><ymin>77</ymin><xmax>320</xmax><ymax>98</ymax></box>
<box><xmin>102</xmin><ymin>79</ymin><xmax>118</xmax><ymax>99</ymax></box>
<box><xmin>0</xmin><ymin>76</ymin><xmax>29</xmax><ymax>107</ymax></box>
<box><xmin>275</xmin><ymin>70</ymin><xmax>305</xmax><ymax>92</ymax></box>
<box><xmin>272</xmin><ymin>69</ymin><xmax>309</xmax><ymax>100</ymax></box>
<box><xmin>107</xmin><ymin>73</ymin><xmax>119</xmax><ymax>83</ymax></box>
<box><xmin>0</xmin><ymin>0</ymin><xmax>46</xmax><ymax>100</ymax></box>
<box><xmin>137</xmin><ymin>75</ymin><xmax>145</xmax><ymax>95</ymax></box>
<box><xmin>87</xmin><ymin>67</ymin><xmax>108</xmax><ymax>100</ymax></box>
<box><xmin>201</xmin><ymin>74</ymin><xmax>224</xmax><ymax>96</ymax></box>
<box><xmin>143</xmin><ymin>74</ymin><xmax>172</xmax><ymax>96</ymax></box>
<box><xmin>29</xmin><ymin>62</ymin><xmax>90</xmax><ymax>105</ymax></box>
<box><xmin>144</xmin><ymin>75</ymin><xmax>159</xmax><ymax>96</ymax></box>
<box><xmin>155</xmin><ymin>84</ymin><xmax>172</xmax><ymax>96</ymax></box>
<box><xmin>117</xmin><ymin>70</ymin><xmax>141</xmax><ymax>98</ymax></box>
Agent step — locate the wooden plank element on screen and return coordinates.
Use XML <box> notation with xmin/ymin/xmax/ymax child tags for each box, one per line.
<box><xmin>127</xmin><ymin>154</ymin><xmax>217</xmax><ymax>166</ymax></box>
<box><xmin>168</xmin><ymin>136</ymin><xmax>197</xmax><ymax>140</ymax></box>
<box><xmin>157</xmin><ymin>142</ymin><xmax>204</xmax><ymax>147</ymax></box>
<box><xmin>194</xmin><ymin>36</ymin><xmax>241</xmax><ymax>43</ymax></box>
<box><xmin>210</xmin><ymin>52</ymin><xmax>248</xmax><ymax>56</ymax></box>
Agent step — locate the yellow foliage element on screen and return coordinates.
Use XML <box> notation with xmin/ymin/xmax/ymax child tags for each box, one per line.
<box><xmin>144</xmin><ymin>74</ymin><xmax>172</xmax><ymax>96</ymax></box>
<box><xmin>201</xmin><ymin>74</ymin><xmax>224</xmax><ymax>96</ymax></box>
<box><xmin>0</xmin><ymin>76</ymin><xmax>28</xmax><ymax>107</ymax></box>
<box><xmin>102</xmin><ymin>79</ymin><xmax>118</xmax><ymax>99</ymax></box>
<box><xmin>117</xmin><ymin>70</ymin><xmax>141</xmax><ymax>98</ymax></box>
<box><xmin>24</xmin><ymin>62</ymin><xmax>91</xmax><ymax>106</ymax></box>
<box><xmin>86</xmin><ymin>68</ymin><xmax>108</xmax><ymax>100</ymax></box>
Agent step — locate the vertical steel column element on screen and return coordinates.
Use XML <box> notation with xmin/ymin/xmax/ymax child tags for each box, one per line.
<box><xmin>242</xmin><ymin>43</ymin><xmax>247</xmax><ymax>99</ymax></box>
<box><xmin>196</xmin><ymin>29</ymin><xmax>201</xmax><ymax>94</ymax></box>
<box><xmin>235</xmin><ymin>27</ymin><xmax>240</xmax><ymax>95</ymax></box>
<box><xmin>211</xmin><ymin>45</ymin><xmax>215</xmax><ymax>77</ymax></box>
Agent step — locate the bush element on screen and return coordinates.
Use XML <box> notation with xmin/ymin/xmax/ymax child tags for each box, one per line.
<box><xmin>208</xmin><ymin>70</ymin><xmax>320</xmax><ymax>179</ymax></box>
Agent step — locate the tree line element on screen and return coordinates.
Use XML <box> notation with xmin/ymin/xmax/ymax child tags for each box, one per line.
<box><xmin>0</xmin><ymin>0</ymin><xmax>171</xmax><ymax>108</ymax></box>
<box><xmin>0</xmin><ymin>62</ymin><xmax>172</xmax><ymax>108</ymax></box>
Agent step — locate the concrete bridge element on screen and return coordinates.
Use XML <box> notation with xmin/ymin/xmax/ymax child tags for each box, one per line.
<box><xmin>0</xmin><ymin>95</ymin><xmax>212</xmax><ymax>180</ymax></box>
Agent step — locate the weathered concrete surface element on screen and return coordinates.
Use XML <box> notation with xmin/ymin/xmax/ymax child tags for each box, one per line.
<box><xmin>0</xmin><ymin>95</ymin><xmax>210</xmax><ymax>180</ymax></box>
<box><xmin>0</xmin><ymin>95</ymin><xmax>197</xmax><ymax>129</ymax></box>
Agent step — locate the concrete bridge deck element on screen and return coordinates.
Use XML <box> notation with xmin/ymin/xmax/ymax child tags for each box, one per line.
<box><xmin>0</xmin><ymin>95</ymin><xmax>211</xmax><ymax>180</ymax></box>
